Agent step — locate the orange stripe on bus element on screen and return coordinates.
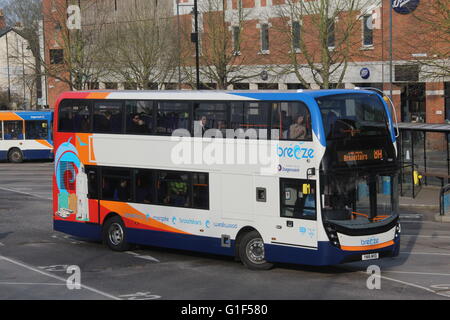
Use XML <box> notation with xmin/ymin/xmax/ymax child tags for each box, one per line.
<box><xmin>341</xmin><ymin>240</ymin><xmax>395</xmax><ymax>252</ymax></box>
<box><xmin>86</xmin><ymin>92</ymin><xmax>110</xmax><ymax>100</ymax></box>
<box><xmin>0</xmin><ymin>112</ymin><xmax>23</xmax><ymax>121</ymax></box>
<box><xmin>36</xmin><ymin>140</ymin><xmax>53</xmax><ymax>149</ymax></box>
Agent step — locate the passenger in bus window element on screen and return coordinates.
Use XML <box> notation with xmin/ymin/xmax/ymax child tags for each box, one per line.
<box><xmin>136</xmin><ymin>176</ymin><xmax>152</xmax><ymax>203</ymax></box>
<box><xmin>289</xmin><ymin>114</ymin><xmax>306</xmax><ymax>140</ymax></box>
<box><xmin>113</xmin><ymin>179</ymin><xmax>130</xmax><ymax>202</ymax></box>
<box><xmin>164</xmin><ymin>174</ymin><xmax>188</xmax><ymax>207</ymax></box>
<box><xmin>130</xmin><ymin>114</ymin><xmax>146</xmax><ymax>133</ymax></box>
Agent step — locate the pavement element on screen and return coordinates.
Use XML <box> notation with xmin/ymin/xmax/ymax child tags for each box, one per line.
<box><xmin>0</xmin><ymin>162</ymin><xmax>449</xmax><ymax>300</ymax></box>
<box><xmin>399</xmin><ymin>185</ymin><xmax>450</xmax><ymax>223</ymax></box>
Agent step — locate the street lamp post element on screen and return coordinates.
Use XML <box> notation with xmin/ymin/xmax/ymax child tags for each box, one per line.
<box><xmin>176</xmin><ymin>0</ymin><xmax>200</xmax><ymax>90</ymax></box>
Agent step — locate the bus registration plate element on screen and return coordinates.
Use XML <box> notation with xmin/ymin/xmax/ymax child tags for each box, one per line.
<box><xmin>362</xmin><ymin>253</ymin><xmax>379</xmax><ymax>261</ymax></box>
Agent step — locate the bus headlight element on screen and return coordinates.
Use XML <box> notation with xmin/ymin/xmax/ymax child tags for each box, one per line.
<box><xmin>325</xmin><ymin>224</ymin><xmax>340</xmax><ymax>248</ymax></box>
<box><xmin>395</xmin><ymin>223</ymin><xmax>401</xmax><ymax>238</ymax></box>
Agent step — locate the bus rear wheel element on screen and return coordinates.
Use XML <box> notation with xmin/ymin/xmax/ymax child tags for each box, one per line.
<box><xmin>8</xmin><ymin>148</ymin><xmax>23</xmax><ymax>163</ymax></box>
<box><xmin>239</xmin><ymin>231</ymin><xmax>273</xmax><ymax>270</ymax></box>
<box><xmin>102</xmin><ymin>215</ymin><xmax>131</xmax><ymax>252</ymax></box>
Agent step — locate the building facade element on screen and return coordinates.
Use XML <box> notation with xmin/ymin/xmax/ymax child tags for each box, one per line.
<box><xmin>42</xmin><ymin>0</ymin><xmax>449</xmax><ymax>126</ymax></box>
<box><xmin>0</xmin><ymin>9</ymin><xmax>37</xmax><ymax>110</ymax></box>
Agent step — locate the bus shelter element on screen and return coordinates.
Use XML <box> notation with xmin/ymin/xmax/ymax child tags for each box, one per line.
<box><xmin>396</xmin><ymin>122</ymin><xmax>450</xmax><ymax>199</ymax></box>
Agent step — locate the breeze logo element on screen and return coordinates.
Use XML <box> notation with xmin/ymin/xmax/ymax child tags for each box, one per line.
<box><xmin>277</xmin><ymin>144</ymin><xmax>314</xmax><ymax>160</ymax></box>
<box><xmin>361</xmin><ymin>237</ymin><xmax>380</xmax><ymax>246</ymax></box>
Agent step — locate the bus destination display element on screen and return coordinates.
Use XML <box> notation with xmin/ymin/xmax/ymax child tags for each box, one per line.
<box><xmin>338</xmin><ymin>149</ymin><xmax>383</xmax><ymax>162</ymax></box>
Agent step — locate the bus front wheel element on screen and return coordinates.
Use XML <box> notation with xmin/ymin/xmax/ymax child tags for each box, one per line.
<box><xmin>102</xmin><ymin>215</ymin><xmax>131</xmax><ymax>252</ymax></box>
<box><xmin>239</xmin><ymin>231</ymin><xmax>274</xmax><ymax>270</ymax></box>
<box><xmin>8</xmin><ymin>148</ymin><xmax>23</xmax><ymax>163</ymax></box>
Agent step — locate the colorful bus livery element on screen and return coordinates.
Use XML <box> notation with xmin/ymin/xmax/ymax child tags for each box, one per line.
<box><xmin>0</xmin><ymin>111</ymin><xmax>54</xmax><ymax>162</ymax></box>
<box><xmin>53</xmin><ymin>90</ymin><xmax>401</xmax><ymax>269</ymax></box>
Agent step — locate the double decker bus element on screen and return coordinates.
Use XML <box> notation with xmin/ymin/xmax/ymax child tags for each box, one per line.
<box><xmin>53</xmin><ymin>89</ymin><xmax>400</xmax><ymax>269</ymax></box>
<box><xmin>0</xmin><ymin>111</ymin><xmax>53</xmax><ymax>162</ymax></box>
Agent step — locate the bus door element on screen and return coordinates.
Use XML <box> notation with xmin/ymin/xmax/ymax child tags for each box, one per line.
<box><xmin>274</xmin><ymin>178</ymin><xmax>318</xmax><ymax>249</ymax></box>
<box><xmin>85</xmin><ymin>166</ymin><xmax>100</xmax><ymax>223</ymax></box>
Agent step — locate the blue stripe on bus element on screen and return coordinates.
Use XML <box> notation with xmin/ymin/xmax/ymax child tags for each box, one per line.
<box><xmin>23</xmin><ymin>149</ymin><xmax>53</xmax><ymax>160</ymax></box>
<box><xmin>54</xmin><ymin>220</ymin><xmax>400</xmax><ymax>266</ymax></box>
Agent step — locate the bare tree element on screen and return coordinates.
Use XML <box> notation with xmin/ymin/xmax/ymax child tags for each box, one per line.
<box><xmin>3</xmin><ymin>0</ymin><xmax>42</xmax><ymax>108</ymax></box>
<box><xmin>41</xmin><ymin>0</ymin><xmax>113</xmax><ymax>90</ymax></box>
<box><xmin>272</xmin><ymin>0</ymin><xmax>378</xmax><ymax>89</ymax></box>
<box><xmin>108</xmin><ymin>1</ymin><xmax>178</xmax><ymax>90</ymax></box>
<box><xmin>180</xmin><ymin>0</ymin><xmax>261</xmax><ymax>89</ymax></box>
<box><xmin>406</xmin><ymin>0</ymin><xmax>450</xmax><ymax>80</ymax></box>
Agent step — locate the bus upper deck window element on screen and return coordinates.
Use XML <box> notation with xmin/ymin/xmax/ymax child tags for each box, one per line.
<box><xmin>272</xmin><ymin>102</ymin><xmax>312</xmax><ymax>141</ymax></box>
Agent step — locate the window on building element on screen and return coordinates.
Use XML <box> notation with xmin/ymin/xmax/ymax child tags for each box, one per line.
<box><xmin>125</xmin><ymin>100</ymin><xmax>154</xmax><ymax>135</ymax></box>
<box><xmin>261</xmin><ymin>23</ymin><xmax>269</xmax><ymax>52</ymax></box>
<box><xmin>101</xmin><ymin>168</ymin><xmax>132</xmax><ymax>202</ymax></box>
<box><xmin>93</xmin><ymin>101</ymin><xmax>123</xmax><ymax>133</ymax></box>
<box><xmin>193</xmin><ymin>102</ymin><xmax>227</xmax><ymax>137</ymax></box>
<box><xmin>49</xmin><ymin>49</ymin><xmax>64</xmax><ymax>64</ymax></box>
<box><xmin>280</xmin><ymin>178</ymin><xmax>316</xmax><ymax>220</ymax></box>
<box><xmin>25</xmin><ymin>120</ymin><xmax>48</xmax><ymax>140</ymax></box>
<box><xmin>233</xmin><ymin>26</ymin><xmax>240</xmax><ymax>53</ymax></box>
<box><xmin>156</xmin><ymin>171</ymin><xmax>190</xmax><ymax>207</ymax></box>
<box><xmin>272</xmin><ymin>102</ymin><xmax>312</xmax><ymax>140</ymax></box>
<box><xmin>124</xmin><ymin>82</ymin><xmax>138</xmax><ymax>90</ymax></box>
<box><xmin>3</xmin><ymin>121</ymin><xmax>23</xmax><ymax>140</ymax></box>
<box><xmin>233</xmin><ymin>83</ymin><xmax>249</xmax><ymax>90</ymax></box>
<box><xmin>287</xmin><ymin>83</ymin><xmax>307</xmax><ymax>90</ymax></box>
<box><xmin>257</xmin><ymin>83</ymin><xmax>278</xmax><ymax>90</ymax></box>
<box><xmin>58</xmin><ymin>100</ymin><xmax>91</xmax><ymax>133</ymax></box>
<box><xmin>105</xmin><ymin>82</ymin><xmax>118</xmax><ymax>90</ymax></box>
<box><xmin>327</xmin><ymin>18</ymin><xmax>335</xmax><ymax>48</ymax></box>
<box><xmin>363</xmin><ymin>15</ymin><xmax>374</xmax><ymax>46</ymax></box>
<box><xmin>156</xmin><ymin>101</ymin><xmax>190</xmax><ymax>135</ymax></box>
<box><xmin>292</xmin><ymin>21</ymin><xmax>301</xmax><ymax>51</ymax></box>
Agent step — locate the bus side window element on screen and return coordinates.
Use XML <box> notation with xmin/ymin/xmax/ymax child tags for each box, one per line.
<box><xmin>156</xmin><ymin>171</ymin><xmax>190</xmax><ymax>207</ymax></box>
<box><xmin>101</xmin><ymin>168</ymin><xmax>132</xmax><ymax>202</ymax></box>
<box><xmin>25</xmin><ymin>120</ymin><xmax>48</xmax><ymax>140</ymax></box>
<box><xmin>280</xmin><ymin>178</ymin><xmax>316</xmax><ymax>220</ymax></box>
<box><xmin>93</xmin><ymin>101</ymin><xmax>123</xmax><ymax>134</ymax></box>
<box><xmin>272</xmin><ymin>102</ymin><xmax>312</xmax><ymax>141</ymax></box>
<box><xmin>125</xmin><ymin>100</ymin><xmax>154</xmax><ymax>135</ymax></box>
<box><xmin>4</xmin><ymin>121</ymin><xmax>23</xmax><ymax>140</ymax></box>
<box><xmin>86</xmin><ymin>166</ymin><xmax>99</xmax><ymax>199</ymax></box>
<box><xmin>59</xmin><ymin>100</ymin><xmax>91</xmax><ymax>133</ymax></box>
<box><xmin>229</xmin><ymin>102</ymin><xmax>269</xmax><ymax>139</ymax></box>
<box><xmin>135</xmin><ymin>169</ymin><xmax>154</xmax><ymax>204</ymax></box>
<box><xmin>156</xmin><ymin>102</ymin><xmax>190</xmax><ymax>135</ymax></box>
<box><xmin>0</xmin><ymin>121</ymin><xmax>3</xmax><ymax>140</ymax></box>
<box><xmin>192</xmin><ymin>172</ymin><xmax>209</xmax><ymax>210</ymax></box>
<box><xmin>193</xmin><ymin>102</ymin><xmax>227</xmax><ymax>137</ymax></box>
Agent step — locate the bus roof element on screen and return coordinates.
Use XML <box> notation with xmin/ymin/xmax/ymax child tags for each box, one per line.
<box><xmin>0</xmin><ymin>111</ymin><xmax>53</xmax><ymax>121</ymax></box>
<box><xmin>56</xmin><ymin>89</ymin><xmax>379</xmax><ymax>102</ymax></box>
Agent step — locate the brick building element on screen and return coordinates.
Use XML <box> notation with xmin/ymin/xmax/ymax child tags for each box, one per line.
<box><xmin>42</xmin><ymin>0</ymin><xmax>449</xmax><ymax>128</ymax></box>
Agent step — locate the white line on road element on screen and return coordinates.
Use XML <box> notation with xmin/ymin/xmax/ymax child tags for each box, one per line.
<box><xmin>400</xmin><ymin>251</ymin><xmax>450</xmax><ymax>256</ymax></box>
<box><xmin>402</xmin><ymin>234</ymin><xmax>450</xmax><ymax>239</ymax></box>
<box><xmin>125</xmin><ymin>251</ymin><xmax>160</xmax><ymax>263</ymax></box>
<box><xmin>0</xmin><ymin>282</ymin><xmax>66</xmax><ymax>286</ymax></box>
<box><xmin>0</xmin><ymin>255</ymin><xmax>120</xmax><ymax>300</ymax></box>
<box><xmin>0</xmin><ymin>186</ymin><xmax>52</xmax><ymax>200</ymax></box>
<box><xmin>383</xmin><ymin>271</ymin><xmax>450</xmax><ymax>277</ymax></box>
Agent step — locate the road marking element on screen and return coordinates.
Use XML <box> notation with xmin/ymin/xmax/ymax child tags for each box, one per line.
<box><xmin>0</xmin><ymin>255</ymin><xmax>120</xmax><ymax>300</ymax></box>
<box><xmin>0</xmin><ymin>186</ymin><xmax>52</xmax><ymax>200</ymax></box>
<box><xmin>118</xmin><ymin>292</ymin><xmax>161</xmax><ymax>300</ymax></box>
<box><xmin>400</xmin><ymin>251</ymin><xmax>450</xmax><ymax>256</ymax></box>
<box><xmin>378</xmin><ymin>274</ymin><xmax>438</xmax><ymax>295</ymax></box>
<box><xmin>383</xmin><ymin>271</ymin><xmax>450</xmax><ymax>277</ymax></box>
<box><xmin>400</xmin><ymin>214</ymin><xmax>423</xmax><ymax>219</ymax></box>
<box><xmin>125</xmin><ymin>251</ymin><xmax>160</xmax><ymax>263</ymax></box>
<box><xmin>0</xmin><ymin>282</ymin><xmax>66</xmax><ymax>286</ymax></box>
<box><xmin>402</xmin><ymin>234</ymin><xmax>450</xmax><ymax>239</ymax></box>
